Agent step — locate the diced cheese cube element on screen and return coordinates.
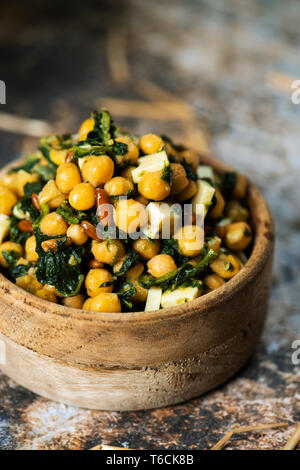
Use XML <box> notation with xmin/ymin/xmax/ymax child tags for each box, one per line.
<box><xmin>143</xmin><ymin>202</ymin><xmax>182</xmax><ymax>239</ymax></box>
<box><xmin>192</xmin><ymin>180</ymin><xmax>215</xmax><ymax>216</ymax></box>
<box><xmin>145</xmin><ymin>287</ymin><xmax>162</xmax><ymax>312</ymax></box>
<box><xmin>0</xmin><ymin>214</ymin><xmax>11</xmax><ymax>244</ymax></box>
<box><xmin>196</xmin><ymin>165</ymin><xmax>215</xmax><ymax>180</ymax></box>
<box><xmin>39</xmin><ymin>180</ymin><xmax>61</xmax><ymax>204</ymax></box>
<box><xmin>132</xmin><ymin>150</ymin><xmax>169</xmax><ymax>183</ymax></box>
<box><xmin>161</xmin><ymin>286</ymin><xmax>201</xmax><ymax>309</ymax></box>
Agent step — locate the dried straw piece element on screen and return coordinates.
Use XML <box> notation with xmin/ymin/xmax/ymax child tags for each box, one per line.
<box><xmin>106</xmin><ymin>28</ymin><xmax>131</xmax><ymax>85</ymax></box>
<box><xmin>282</xmin><ymin>423</ymin><xmax>300</xmax><ymax>450</ymax></box>
<box><xmin>212</xmin><ymin>422</ymin><xmax>289</xmax><ymax>451</ymax></box>
<box><xmin>91</xmin><ymin>444</ymin><xmax>132</xmax><ymax>451</ymax></box>
<box><xmin>0</xmin><ymin>112</ymin><xmax>53</xmax><ymax>137</ymax></box>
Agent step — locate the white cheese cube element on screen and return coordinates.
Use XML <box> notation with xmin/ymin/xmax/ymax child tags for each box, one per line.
<box><xmin>161</xmin><ymin>286</ymin><xmax>201</xmax><ymax>309</ymax></box>
<box><xmin>132</xmin><ymin>150</ymin><xmax>169</xmax><ymax>183</ymax></box>
<box><xmin>145</xmin><ymin>287</ymin><xmax>162</xmax><ymax>312</ymax></box>
<box><xmin>192</xmin><ymin>180</ymin><xmax>215</xmax><ymax>216</ymax></box>
<box><xmin>0</xmin><ymin>214</ymin><xmax>11</xmax><ymax>244</ymax></box>
<box><xmin>143</xmin><ymin>202</ymin><xmax>182</xmax><ymax>239</ymax></box>
<box><xmin>197</xmin><ymin>165</ymin><xmax>215</xmax><ymax>180</ymax></box>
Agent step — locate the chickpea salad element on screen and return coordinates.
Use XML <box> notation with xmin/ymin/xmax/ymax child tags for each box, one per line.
<box><xmin>0</xmin><ymin>110</ymin><xmax>253</xmax><ymax>313</ymax></box>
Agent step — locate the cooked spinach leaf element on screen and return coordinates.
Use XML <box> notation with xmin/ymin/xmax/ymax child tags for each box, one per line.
<box><xmin>8</xmin><ymin>154</ymin><xmax>40</xmax><ymax>174</ymax></box>
<box><xmin>161</xmin><ymin>165</ymin><xmax>173</xmax><ymax>185</ymax></box>
<box><xmin>180</xmin><ymin>158</ymin><xmax>197</xmax><ymax>181</ymax></box>
<box><xmin>117</xmin><ymin>281</ymin><xmax>137</xmax><ymax>310</ymax></box>
<box><xmin>114</xmin><ymin>250</ymin><xmax>140</xmax><ymax>277</ymax></box>
<box><xmin>24</xmin><ymin>181</ymin><xmax>44</xmax><ymax>197</ymax></box>
<box><xmin>161</xmin><ymin>239</ymin><xmax>189</xmax><ymax>265</ymax></box>
<box><xmin>57</xmin><ymin>202</ymin><xmax>82</xmax><ymax>225</ymax></box>
<box><xmin>2</xmin><ymin>250</ymin><xmax>32</xmax><ymax>281</ymax></box>
<box><xmin>222</xmin><ymin>172</ymin><xmax>237</xmax><ymax>197</ymax></box>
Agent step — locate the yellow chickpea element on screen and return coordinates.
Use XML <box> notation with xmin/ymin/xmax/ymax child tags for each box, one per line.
<box><xmin>16</xmin><ymin>170</ymin><xmax>39</xmax><ymax>197</ymax></box>
<box><xmin>0</xmin><ymin>185</ymin><xmax>17</xmax><ymax>216</ymax></box>
<box><xmin>48</xmin><ymin>193</ymin><xmax>67</xmax><ymax>210</ymax></box>
<box><xmin>82</xmin><ymin>155</ymin><xmax>114</xmax><ymax>187</ymax></box>
<box><xmin>69</xmin><ymin>183</ymin><xmax>96</xmax><ymax>211</ymax></box>
<box><xmin>177</xmin><ymin>180</ymin><xmax>198</xmax><ymax>201</ymax></box>
<box><xmin>131</xmin><ymin>280</ymin><xmax>148</xmax><ymax>303</ymax></box>
<box><xmin>115</xmin><ymin>136</ymin><xmax>139</xmax><ymax>164</ymax></box>
<box><xmin>147</xmin><ymin>254</ymin><xmax>177</xmax><ymax>278</ymax></box>
<box><xmin>40</xmin><ymin>212</ymin><xmax>68</xmax><ymax>236</ymax></box>
<box><xmin>78</xmin><ymin>117</ymin><xmax>95</xmax><ymax>142</ymax></box>
<box><xmin>174</xmin><ymin>225</ymin><xmax>204</xmax><ymax>257</ymax></box>
<box><xmin>133</xmin><ymin>238</ymin><xmax>161</xmax><ymax>260</ymax></box>
<box><xmin>62</xmin><ymin>294</ymin><xmax>86</xmax><ymax>309</ymax></box>
<box><xmin>206</xmin><ymin>237</ymin><xmax>222</xmax><ymax>254</ymax></box>
<box><xmin>35</xmin><ymin>288</ymin><xmax>58</xmax><ymax>303</ymax></box>
<box><xmin>56</xmin><ymin>163</ymin><xmax>82</xmax><ymax>194</ymax></box>
<box><xmin>92</xmin><ymin>239</ymin><xmax>125</xmax><ymax>265</ymax></box>
<box><xmin>226</xmin><ymin>200</ymin><xmax>249</xmax><ymax>222</ymax></box>
<box><xmin>138</xmin><ymin>170</ymin><xmax>171</xmax><ymax>201</ymax></box>
<box><xmin>121</xmin><ymin>166</ymin><xmax>135</xmax><ymax>182</ymax></box>
<box><xmin>25</xmin><ymin>235</ymin><xmax>39</xmax><ymax>262</ymax></box>
<box><xmin>67</xmin><ymin>224</ymin><xmax>89</xmax><ymax>246</ymax></box>
<box><xmin>139</xmin><ymin>134</ymin><xmax>163</xmax><ymax>155</ymax></box>
<box><xmin>0</xmin><ymin>242</ymin><xmax>23</xmax><ymax>268</ymax></box>
<box><xmin>0</xmin><ymin>172</ymin><xmax>19</xmax><ymax>195</ymax></box>
<box><xmin>114</xmin><ymin>199</ymin><xmax>147</xmax><ymax>234</ymax></box>
<box><xmin>211</xmin><ymin>253</ymin><xmax>241</xmax><ymax>279</ymax></box>
<box><xmin>83</xmin><ymin>293</ymin><xmax>121</xmax><ymax>313</ymax></box>
<box><xmin>210</xmin><ymin>188</ymin><xmax>225</xmax><ymax>219</ymax></box>
<box><xmin>233</xmin><ymin>173</ymin><xmax>248</xmax><ymax>199</ymax></box>
<box><xmin>204</xmin><ymin>274</ymin><xmax>226</xmax><ymax>291</ymax></box>
<box><xmin>225</xmin><ymin>222</ymin><xmax>252</xmax><ymax>251</ymax></box>
<box><xmin>104</xmin><ymin>177</ymin><xmax>134</xmax><ymax>197</ymax></box>
<box><xmin>49</xmin><ymin>149</ymin><xmax>67</xmax><ymax>166</ymax></box>
<box><xmin>170</xmin><ymin>164</ymin><xmax>188</xmax><ymax>196</ymax></box>
<box><xmin>179</xmin><ymin>149</ymin><xmax>199</xmax><ymax>171</ymax></box>
<box><xmin>85</xmin><ymin>268</ymin><xmax>114</xmax><ymax>297</ymax></box>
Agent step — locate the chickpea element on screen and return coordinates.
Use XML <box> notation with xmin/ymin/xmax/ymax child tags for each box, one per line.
<box><xmin>210</xmin><ymin>188</ymin><xmax>225</xmax><ymax>219</ymax></box>
<box><xmin>69</xmin><ymin>183</ymin><xmax>96</xmax><ymax>211</ymax></box>
<box><xmin>211</xmin><ymin>253</ymin><xmax>241</xmax><ymax>279</ymax></box>
<box><xmin>17</xmin><ymin>170</ymin><xmax>39</xmax><ymax>197</ymax></box>
<box><xmin>233</xmin><ymin>173</ymin><xmax>248</xmax><ymax>199</ymax></box>
<box><xmin>139</xmin><ymin>134</ymin><xmax>163</xmax><ymax>155</ymax></box>
<box><xmin>56</xmin><ymin>163</ymin><xmax>82</xmax><ymax>194</ymax></box>
<box><xmin>62</xmin><ymin>294</ymin><xmax>86</xmax><ymax>309</ymax></box>
<box><xmin>67</xmin><ymin>224</ymin><xmax>89</xmax><ymax>246</ymax></box>
<box><xmin>131</xmin><ymin>280</ymin><xmax>148</xmax><ymax>303</ymax></box>
<box><xmin>0</xmin><ymin>242</ymin><xmax>23</xmax><ymax>268</ymax></box>
<box><xmin>85</xmin><ymin>268</ymin><xmax>114</xmax><ymax>297</ymax></box>
<box><xmin>92</xmin><ymin>239</ymin><xmax>125</xmax><ymax>265</ymax></box>
<box><xmin>78</xmin><ymin>117</ymin><xmax>95</xmax><ymax>142</ymax></box>
<box><xmin>114</xmin><ymin>199</ymin><xmax>147</xmax><ymax>234</ymax></box>
<box><xmin>226</xmin><ymin>200</ymin><xmax>249</xmax><ymax>222</ymax></box>
<box><xmin>113</xmin><ymin>259</ymin><xmax>144</xmax><ymax>280</ymax></box>
<box><xmin>164</xmin><ymin>141</ymin><xmax>180</xmax><ymax>159</ymax></box>
<box><xmin>82</xmin><ymin>155</ymin><xmax>114</xmax><ymax>187</ymax></box>
<box><xmin>25</xmin><ymin>235</ymin><xmax>39</xmax><ymax>262</ymax></box>
<box><xmin>147</xmin><ymin>254</ymin><xmax>177</xmax><ymax>278</ymax></box>
<box><xmin>170</xmin><ymin>164</ymin><xmax>188</xmax><ymax>196</ymax></box>
<box><xmin>174</xmin><ymin>225</ymin><xmax>204</xmax><ymax>257</ymax></box>
<box><xmin>225</xmin><ymin>222</ymin><xmax>252</xmax><ymax>251</ymax></box>
<box><xmin>50</xmin><ymin>149</ymin><xmax>67</xmax><ymax>166</ymax></box>
<box><xmin>206</xmin><ymin>236</ymin><xmax>222</xmax><ymax>254</ymax></box>
<box><xmin>133</xmin><ymin>238</ymin><xmax>160</xmax><ymax>260</ymax></box>
<box><xmin>48</xmin><ymin>193</ymin><xmax>67</xmax><ymax>210</ymax></box>
<box><xmin>0</xmin><ymin>173</ymin><xmax>19</xmax><ymax>195</ymax></box>
<box><xmin>35</xmin><ymin>288</ymin><xmax>58</xmax><ymax>303</ymax></box>
<box><xmin>104</xmin><ymin>177</ymin><xmax>133</xmax><ymax>197</ymax></box>
<box><xmin>115</xmin><ymin>136</ymin><xmax>139</xmax><ymax>164</ymax></box>
<box><xmin>40</xmin><ymin>212</ymin><xmax>68</xmax><ymax>236</ymax></box>
<box><xmin>204</xmin><ymin>274</ymin><xmax>226</xmax><ymax>291</ymax></box>
<box><xmin>179</xmin><ymin>149</ymin><xmax>199</xmax><ymax>171</ymax></box>
<box><xmin>83</xmin><ymin>293</ymin><xmax>121</xmax><ymax>313</ymax></box>
<box><xmin>0</xmin><ymin>185</ymin><xmax>17</xmax><ymax>216</ymax></box>
<box><xmin>177</xmin><ymin>180</ymin><xmax>198</xmax><ymax>201</ymax></box>
<box><xmin>121</xmin><ymin>166</ymin><xmax>135</xmax><ymax>182</ymax></box>
<box><xmin>138</xmin><ymin>171</ymin><xmax>171</xmax><ymax>201</ymax></box>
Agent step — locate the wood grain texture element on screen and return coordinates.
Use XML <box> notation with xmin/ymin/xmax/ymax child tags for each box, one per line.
<box><xmin>0</xmin><ymin>154</ymin><xmax>274</xmax><ymax>410</ymax></box>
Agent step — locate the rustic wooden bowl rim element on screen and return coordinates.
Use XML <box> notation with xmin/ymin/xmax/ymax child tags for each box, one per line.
<box><xmin>0</xmin><ymin>153</ymin><xmax>273</xmax><ymax>325</ymax></box>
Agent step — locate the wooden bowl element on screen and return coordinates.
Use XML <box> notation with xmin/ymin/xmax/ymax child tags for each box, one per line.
<box><xmin>0</xmin><ymin>154</ymin><xmax>274</xmax><ymax>411</ymax></box>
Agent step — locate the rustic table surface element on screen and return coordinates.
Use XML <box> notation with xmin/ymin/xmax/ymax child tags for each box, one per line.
<box><xmin>0</xmin><ymin>0</ymin><xmax>299</xmax><ymax>450</ymax></box>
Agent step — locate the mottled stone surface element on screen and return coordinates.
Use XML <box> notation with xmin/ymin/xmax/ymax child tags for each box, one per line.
<box><xmin>0</xmin><ymin>0</ymin><xmax>299</xmax><ymax>450</ymax></box>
